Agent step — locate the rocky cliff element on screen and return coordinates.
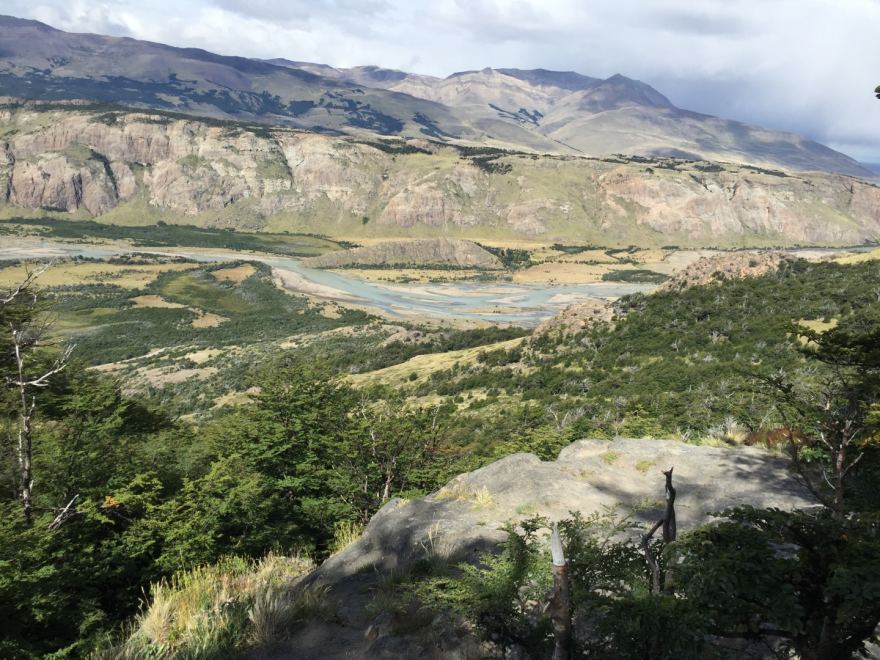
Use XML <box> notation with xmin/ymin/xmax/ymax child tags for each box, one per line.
<box><xmin>2</xmin><ymin>101</ymin><xmax>879</xmax><ymax>247</ymax></box>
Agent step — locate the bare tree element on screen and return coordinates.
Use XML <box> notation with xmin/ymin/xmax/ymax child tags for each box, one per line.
<box><xmin>548</xmin><ymin>523</ymin><xmax>572</xmax><ymax>660</ymax></box>
<box><xmin>2</xmin><ymin>263</ymin><xmax>74</xmax><ymax>525</ymax></box>
<box><xmin>641</xmin><ymin>467</ymin><xmax>677</xmax><ymax>593</ymax></box>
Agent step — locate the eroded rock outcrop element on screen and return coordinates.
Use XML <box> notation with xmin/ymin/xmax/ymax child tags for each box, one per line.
<box><xmin>535</xmin><ymin>296</ymin><xmax>613</xmax><ymax>335</ymax></box>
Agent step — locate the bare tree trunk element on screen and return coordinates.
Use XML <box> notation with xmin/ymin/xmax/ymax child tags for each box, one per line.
<box><xmin>661</xmin><ymin>468</ymin><xmax>677</xmax><ymax>543</ymax></box>
<box><xmin>642</xmin><ymin>518</ymin><xmax>663</xmax><ymax>594</ymax></box>
<box><xmin>3</xmin><ymin>264</ymin><xmax>67</xmax><ymax>525</ymax></box>
<box><xmin>642</xmin><ymin>468</ymin><xmax>677</xmax><ymax>594</ymax></box>
<box><xmin>381</xmin><ymin>471</ymin><xmax>392</xmax><ymax>503</ymax></box>
<box><xmin>549</xmin><ymin>523</ymin><xmax>572</xmax><ymax>660</ymax></box>
<box><xmin>10</xmin><ymin>331</ymin><xmax>73</xmax><ymax>525</ymax></box>
<box><xmin>661</xmin><ymin>468</ymin><xmax>677</xmax><ymax>593</ymax></box>
<box><xmin>14</xmin><ymin>337</ymin><xmax>34</xmax><ymax>526</ymax></box>
<box><xmin>832</xmin><ymin>444</ymin><xmax>846</xmax><ymax>522</ymax></box>
<box><xmin>815</xmin><ymin>613</ymin><xmax>838</xmax><ymax>660</ymax></box>
<box><xmin>16</xmin><ymin>397</ymin><xmax>34</xmax><ymax>525</ymax></box>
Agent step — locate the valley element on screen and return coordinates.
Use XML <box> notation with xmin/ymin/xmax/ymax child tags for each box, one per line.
<box><xmin>1</xmin><ymin>216</ymin><xmax>875</xmax><ymax>420</ymax></box>
<box><xmin>2</xmin><ymin>148</ymin><xmax>879</xmax><ymax>658</ymax></box>
<box><xmin>1</xmin><ymin>11</ymin><xmax>879</xmax><ymax>660</ymax></box>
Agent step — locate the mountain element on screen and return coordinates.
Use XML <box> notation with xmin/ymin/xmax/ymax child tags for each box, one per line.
<box><xmin>2</xmin><ymin>100</ymin><xmax>879</xmax><ymax>246</ymax></box>
<box><xmin>0</xmin><ymin>14</ymin><xmax>873</xmax><ymax>177</ymax></box>
<box><xmin>0</xmin><ymin>15</ymin><xmax>475</xmax><ymax>140</ymax></box>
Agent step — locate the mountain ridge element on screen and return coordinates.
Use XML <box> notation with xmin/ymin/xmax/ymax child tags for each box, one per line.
<box><xmin>2</xmin><ymin>100</ymin><xmax>879</xmax><ymax>247</ymax></box>
<box><xmin>0</xmin><ymin>14</ymin><xmax>872</xmax><ymax>177</ymax></box>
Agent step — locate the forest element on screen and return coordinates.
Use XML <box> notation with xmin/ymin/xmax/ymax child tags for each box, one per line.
<box><xmin>1</xmin><ymin>256</ymin><xmax>878</xmax><ymax>658</ymax></box>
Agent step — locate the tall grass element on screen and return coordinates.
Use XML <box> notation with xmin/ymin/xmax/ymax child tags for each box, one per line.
<box><xmin>94</xmin><ymin>553</ymin><xmax>325</xmax><ymax>659</ymax></box>
<box><xmin>329</xmin><ymin>519</ymin><xmax>365</xmax><ymax>555</ymax></box>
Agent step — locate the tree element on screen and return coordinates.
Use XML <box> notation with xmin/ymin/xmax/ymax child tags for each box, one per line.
<box><xmin>1</xmin><ymin>265</ymin><xmax>73</xmax><ymax>524</ymax></box>
<box><xmin>336</xmin><ymin>397</ymin><xmax>445</xmax><ymax>522</ymax></box>
<box><xmin>212</xmin><ymin>357</ymin><xmax>356</xmax><ymax>550</ymax></box>
<box><xmin>674</xmin><ymin>506</ymin><xmax>880</xmax><ymax>660</ymax></box>
<box><xmin>157</xmin><ymin>456</ymin><xmax>286</xmax><ymax>571</ymax></box>
<box><xmin>760</xmin><ymin>312</ymin><xmax>880</xmax><ymax>519</ymax></box>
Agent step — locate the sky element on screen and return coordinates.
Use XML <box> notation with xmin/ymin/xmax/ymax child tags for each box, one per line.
<box><xmin>6</xmin><ymin>0</ymin><xmax>880</xmax><ymax>163</ymax></box>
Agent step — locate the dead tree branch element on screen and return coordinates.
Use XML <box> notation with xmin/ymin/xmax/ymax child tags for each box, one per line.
<box><xmin>642</xmin><ymin>467</ymin><xmax>677</xmax><ymax>594</ymax></box>
<box><xmin>48</xmin><ymin>494</ymin><xmax>79</xmax><ymax>530</ymax></box>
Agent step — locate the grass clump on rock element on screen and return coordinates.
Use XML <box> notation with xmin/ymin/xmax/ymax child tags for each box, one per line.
<box><xmin>97</xmin><ymin>553</ymin><xmax>326</xmax><ymax>658</ymax></box>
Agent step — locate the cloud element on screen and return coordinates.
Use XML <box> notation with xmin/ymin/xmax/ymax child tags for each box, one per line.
<box><xmin>3</xmin><ymin>0</ymin><xmax>879</xmax><ymax>161</ymax></box>
<box><xmin>646</xmin><ymin>8</ymin><xmax>750</xmax><ymax>36</ymax></box>
<box><xmin>208</xmin><ymin>0</ymin><xmax>390</xmax><ymax>26</ymax></box>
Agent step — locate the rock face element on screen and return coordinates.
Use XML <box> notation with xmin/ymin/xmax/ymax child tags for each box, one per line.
<box><xmin>301</xmin><ymin>238</ymin><xmax>502</xmax><ymax>269</ymax></box>
<box><xmin>2</xmin><ymin>101</ymin><xmax>880</xmax><ymax>247</ymax></box>
<box><xmin>278</xmin><ymin>438</ymin><xmax>814</xmax><ymax>659</ymax></box>
<box><xmin>320</xmin><ymin>437</ymin><xmax>814</xmax><ymax>580</ymax></box>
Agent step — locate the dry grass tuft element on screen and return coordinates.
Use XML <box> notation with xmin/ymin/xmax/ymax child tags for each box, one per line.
<box><xmin>211</xmin><ymin>264</ymin><xmax>256</xmax><ymax>283</ymax></box>
<box><xmin>98</xmin><ymin>553</ymin><xmax>321</xmax><ymax>658</ymax></box>
<box><xmin>191</xmin><ymin>312</ymin><xmax>228</xmax><ymax>328</ymax></box>
<box><xmin>330</xmin><ymin>519</ymin><xmax>365</xmax><ymax>555</ymax></box>
<box><xmin>129</xmin><ymin>294</ymin><xmax>186</xmax><ymax>309</ymax></box>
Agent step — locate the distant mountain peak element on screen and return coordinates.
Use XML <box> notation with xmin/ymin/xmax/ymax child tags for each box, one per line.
<box><xmin>576</xmin><ymin>74</ymin><xmax>675</xmax><ymax>111</ymax></box>
<box><xmin>0</xmin><ymin>14</ymin><xmax>871</xmax><ymax>177</ymax></box>
<box><xmin>496</xmin><ymin>68</ymin><xmax>601</xmax><ymax>91</ymax></box>
<box><xmin>0</xmin><ymin>15</ymin><xmax>56</xmax><ymax>30</ymax></box>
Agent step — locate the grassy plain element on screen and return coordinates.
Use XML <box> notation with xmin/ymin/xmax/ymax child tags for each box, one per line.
<box><xmin>347</xmin><ymin>337</ymin><xmax>527</xmax><ymax>387</ymax></box>
<box><xmin>835</xmin><ymin>247</ymin><xmax>880</xmax><ymax>264</ymax></box>
<box><xmin>0</xmin><ymin>260</ymin><xmax>199</xmax><ymax>289</ymax></box>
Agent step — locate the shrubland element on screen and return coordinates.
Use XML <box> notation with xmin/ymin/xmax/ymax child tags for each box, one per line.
<box><xmin>0</xmin><ymin>255</ymin><xmax>878</xmax><ymax>657</ymax></box>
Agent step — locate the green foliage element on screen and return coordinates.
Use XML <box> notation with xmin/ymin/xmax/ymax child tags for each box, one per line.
<box><xmin>674</xmin><ymin>507</ymin><xmax>880</xmax><ymax>659</ymax></box>
<box><xmin>49</xmin><ymin>261</ymin><xmax>371</xmax><ymax>364</ymax></box>
<box><xmin>757</xmin><ymin>307</ymin><xmax>880</xmax><ymax>514</ymax></box>
<box><xmin>410</xmin><ymin>259</ymin><xmax>880</xmax><ymax>442</ymax></box>
<box><xmin>601</xmin><ymin>268</ymin><xmax>669</xmax><ymax>283</ymax></box>
<box><xmin>1</xmin><ymin>253</ymin><xmax>878</xmax><ymax>658</ymax></box>
<box><xmin>1</xmin><ymin>217</ymin><xmax>345</xmax><ymax>257</ymax></box>
<box><xmin>415</xmin><ymin>511</ymin><xmax>707</xmax><ymax>658</ymax></box>
<box><xmin>477</xmin><ymin>244</ymin><xmax>534</xmax><ymax>269</ymax></box>
<box><xmin>551</xmin><ymin>243</ymin><xmax>602</xmax><ymax>254</ymax></box>
<box><xmin>0</xmin><ymin>473</ymin><xmax>169</xmax><ymax>658</ymax></box>
<box><xmin>417</xmin><ymin>507</ymin><xmax>880</xmax><ymax>659</ymax></box>
<box><xmin>416</xmin><ymin>517</ymin><xmax>553</xmax><ymax>653</ymax></box>
<box><xmin>158</xmin><ymin>457</ymin><xmax>289</xmax><ymax>572</ymax></box>
<box><xmin>0</xmin><ymin>351</ymin><xmax>452</xmax><ymax>657</ymax></box>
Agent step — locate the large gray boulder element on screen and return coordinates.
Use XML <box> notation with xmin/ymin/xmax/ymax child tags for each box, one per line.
<box><xmin>318</xmin><ymin>437</ymin><xmax>814</xmax><ymax>583</ymax></box>
<box><xmin>272</xmin><ymin>438</ymin><xmax>815</xmax><ymax>659</ymax></box>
